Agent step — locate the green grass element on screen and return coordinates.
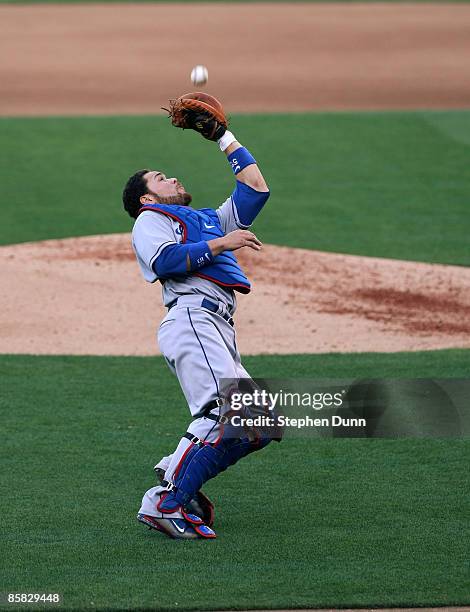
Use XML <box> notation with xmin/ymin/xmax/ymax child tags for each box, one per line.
<box><xmin>1</xmin><ymin>111</ymin><xmax>470</xmax><ymax>265</ymax></box>
<box><xmin>1</xmin><ymin>351</ymin><xmax>469</xmax><ymax>610</ymax></box>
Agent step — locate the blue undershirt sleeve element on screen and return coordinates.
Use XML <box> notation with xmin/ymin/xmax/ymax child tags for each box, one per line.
<box><xmin>153</xmin><ymin>241</ymin><xmax>214</xmax><ymax>279</ymax></box>
<box><xmin>232</xmin><ymin>180</ymin><xmax>270</xmax><ymax>227</ymax></box>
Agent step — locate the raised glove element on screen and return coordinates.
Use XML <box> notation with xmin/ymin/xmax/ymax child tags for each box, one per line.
<box><xmin>163</xmin><ymin>92</ymin><xmax>228</xmax><ymax>141</ymax></box>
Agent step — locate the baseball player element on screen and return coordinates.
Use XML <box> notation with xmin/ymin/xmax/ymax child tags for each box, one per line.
<box><xmin>122</xmin><ymin>93</ymin><xmax>277</xmax><ymax>540</ymax></box>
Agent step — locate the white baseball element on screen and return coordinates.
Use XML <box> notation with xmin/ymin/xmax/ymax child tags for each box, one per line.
<box><xmin>191</xmin><ymin>65</ymin><xmax>208</xmax><ymax>86</ymax></box>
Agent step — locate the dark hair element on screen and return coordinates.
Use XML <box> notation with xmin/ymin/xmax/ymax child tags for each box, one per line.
<box><xmin>122</xmin><ymin>169</ymin><xmax>150</xmax><ymax>219</ymax></box>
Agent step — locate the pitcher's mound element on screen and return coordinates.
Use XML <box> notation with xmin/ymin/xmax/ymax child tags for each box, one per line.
<box><xmin>1</xmin><ymin>234</ymin><xmax>470</xmax><ymax>356</ymax></box>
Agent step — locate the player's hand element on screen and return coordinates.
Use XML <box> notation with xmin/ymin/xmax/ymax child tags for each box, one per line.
<box><xmin>208</xmin><ymin>230</ymin><xmax>262</xmax><ymax>256</ymax></box>
<box><xmin>223</xmin><ymin>230</ymin><xmax>262</xmax><ymax>252</ymax></box>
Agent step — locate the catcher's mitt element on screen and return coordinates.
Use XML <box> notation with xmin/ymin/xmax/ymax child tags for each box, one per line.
<box><xmin>163</xmin><ymin>92</ymin><xmax>228</xmax><ymax>141</ymax></box>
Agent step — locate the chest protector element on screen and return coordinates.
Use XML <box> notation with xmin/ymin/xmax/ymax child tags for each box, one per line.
<box><xmin>139</xmin><ymin>204</ymin><xmax>251</xmax><ymax>294</ymax></box>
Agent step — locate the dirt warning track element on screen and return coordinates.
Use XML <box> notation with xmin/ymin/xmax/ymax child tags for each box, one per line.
<box><xmin>1</xmin><ymin>3</ymin><xmax>470</xmax><ymax>116</ymax></box>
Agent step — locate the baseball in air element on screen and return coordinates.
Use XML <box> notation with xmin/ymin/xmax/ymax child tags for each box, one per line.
<box><xmin>191</xmin><ymin>65</ymin><xmax>208</xmax><ymax>86</ymax></box>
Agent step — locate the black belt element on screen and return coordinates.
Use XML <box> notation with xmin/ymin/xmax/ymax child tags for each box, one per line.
<box><xmin>168</xmin><ymin>297</ymin><xmax>234</xmax><ymax>326</ymax></box>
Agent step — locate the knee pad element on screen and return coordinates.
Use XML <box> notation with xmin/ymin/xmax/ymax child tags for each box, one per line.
<box><xmin>217</xmin><ymin>435</ymin><xmax>272</xmax><ymax>473</ymax></box>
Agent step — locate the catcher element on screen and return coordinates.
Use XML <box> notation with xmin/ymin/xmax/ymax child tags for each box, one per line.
<box><xmin>122</xmin><ymin>93</ymin><xmax>278</xmax><ymax>540</ymax></box>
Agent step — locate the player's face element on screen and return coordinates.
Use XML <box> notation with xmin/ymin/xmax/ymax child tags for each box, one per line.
<box><xmin>141</xmin><ymin>170</ymin><xmax>192</xmax><ymax>206</ymax></box>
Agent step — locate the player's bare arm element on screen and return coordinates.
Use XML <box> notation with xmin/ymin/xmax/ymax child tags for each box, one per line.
<box><xmin>214</xmin><ymin>128</ymin><xmax>270</xmax><ymax>231</ymax></box>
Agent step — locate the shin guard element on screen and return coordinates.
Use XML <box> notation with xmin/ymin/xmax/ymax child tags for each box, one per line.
<box><xmin>165</xmin><ymin>435</ymin><xmax>273</xmax><ymax>509</ymax></box>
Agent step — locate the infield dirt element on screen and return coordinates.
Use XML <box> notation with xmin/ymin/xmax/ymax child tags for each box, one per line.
<box><xmin>2</xmin><ymin>235</ymin><xmax>470</xmax><ymax>355</ymax></box>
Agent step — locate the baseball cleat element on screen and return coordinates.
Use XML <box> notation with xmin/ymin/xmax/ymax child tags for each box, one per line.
<box><xmin>182</xmin><ymin>510</ymin><xmax>204</xmax><ymax>525</ymax></box>
<box><xmin>137</xmin><ymin>513</ymin><xmax>199</xmax><ymax>540</ymax></box>
<box><xmin>137</xmin><ymin>513</ymin><xmax>217</xmax><ymax>540</ymax></box>
<box><xmin>193</xmin><ymin>524</ymin><xmax>216</xmax><ymax>539</ymax></box>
